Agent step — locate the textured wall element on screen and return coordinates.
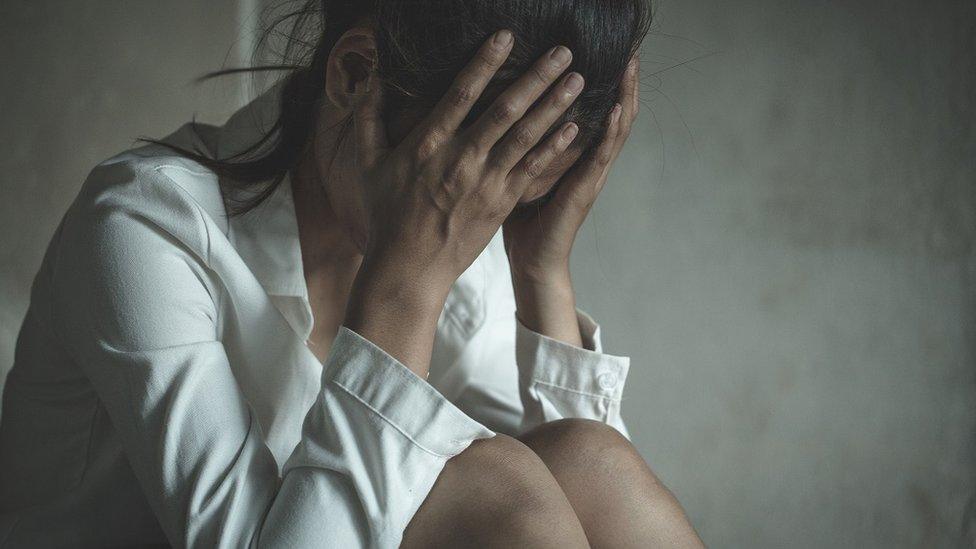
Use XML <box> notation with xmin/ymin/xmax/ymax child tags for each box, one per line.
<box><xmin>1</xmin><ymin>1</ymin><xmax>974</xmax><ymax>548</ymax></box>
<box><xmin>571</xmin><ymin>0</ymin><xmax>975</xmax><ymax>546</ymax></box>
<box><xmin>0</xmin><ymin>0</ymin><xmax>242</xmax><ymax>364</ymax></box>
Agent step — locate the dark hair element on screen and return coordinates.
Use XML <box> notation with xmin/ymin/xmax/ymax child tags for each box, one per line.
<box><xmin>149</xmin><ymin>0</ymin><xmax>651</xmax><ymax>215</ymax></box>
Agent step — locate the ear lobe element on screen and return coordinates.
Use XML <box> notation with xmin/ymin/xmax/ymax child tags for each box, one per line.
<box><xmin>325</xmin><ymin>27</ymin><xmax>377</xmax><ymax>111</ymax></box>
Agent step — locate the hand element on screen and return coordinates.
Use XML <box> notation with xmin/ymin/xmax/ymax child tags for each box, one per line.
<box><xmin>503</xmin><ymin>57</ymin><xmax>640</xmax><ymax>284</ymax></box>
<box><xmin>353</xmin><ymin>30</ymin><xmax>586</xmax><ymax>294</ymax></box>
<box><xmin>345</xmin><ymin>30</ymin><xmax>586</xmax><ymax>374</ymax></box>
<box><xmin>502</xmin><ymin>58</ymin><xmax>639</xmax><ymax>346</ymax></box>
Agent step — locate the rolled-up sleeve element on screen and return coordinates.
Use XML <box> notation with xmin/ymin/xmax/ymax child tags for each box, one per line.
<box><xmin>515</xmin><ymin>309</ymin><xmax>631</xmax><ymax>438</ymax></box>
<box><xmin>275</xmin><ymin>327</ymin><xmax>494</xmax><ymax>547</ymax></box>
<box><xmin>57</xmin><ymin>179</ymin><xmax>493</xmax><ymax>549</ymax></box>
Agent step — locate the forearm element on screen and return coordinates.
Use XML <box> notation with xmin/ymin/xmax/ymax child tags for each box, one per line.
<box><xmin>507</xmin><ymin>265</ymin><xmax>632</xmax><ymax>437</ymax></box>
<box><xmin>343</xmin><ymin>259</ymin><xmax>452</xmax><ymax>378</ymax></box>
<box><xmin>510</xmin><ymin>268</ymin><xmax>583</xmax><ymax>348</ymax></box>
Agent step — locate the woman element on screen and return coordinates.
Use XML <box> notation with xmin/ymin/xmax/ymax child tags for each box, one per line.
<box><xmin>0</xmin><ymin>0</ymin><xmax>704</xmax><ymax>547</ymax></box>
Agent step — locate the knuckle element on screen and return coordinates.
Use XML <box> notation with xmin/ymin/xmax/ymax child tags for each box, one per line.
<box><xmin>523</xmin><ymin>157</ymin><xmax>546</xmax><ymax>179</ymax></box>
<box><xmin>450</xmin><ymin>84</ymin><xmax>476</xmax><ymax>107</ymax></box>
<box><xmin>443</xmin><ymin>161</ymin><xmax>467</xmax><ymax>187</ymax></box>
<box><xmin>491</xmin><ymin>102</ymin><xmax>518</xmax><ymax>125</ymax></box>
<box><xmin>480</xmin><ymin>48</ymin><xmax>505</xmax><ymax>68</ymax></box>
<box><xmin>480</xmin><ymin>44</ymin><xmax>505</xmax><ymax>68</ymax></box>
<box><xmin>512</xmin><ymin>125</ymin><xmax>535</xmax><ymax>149</ymax></box>
<box><xmin>483</xmin><ymin>152</ymin><xmax>506</xmax><ymax>173</ymax></box>
<box><xmin>553</xmin><ymin>91</ymin><xmax>574</xmax><ymax>109</ymax></box>
<box><xmin>416</xmin><ymin>133</ymin><xmax>442</xmax><ymax>160</ymax></box>
<box><xmin>532</xmin><ymin>63</ymin><xmax>553</xmax><ymax>84</ymax></box>
<box><xmin>458</xmin><ymin>146</ymin><xmax>484</xmax><ymax>170</ymax></box>
<box><xmin>458</xmin><ymin>138</ymin><xmax>482</xmax><ymax>159</ymax></box>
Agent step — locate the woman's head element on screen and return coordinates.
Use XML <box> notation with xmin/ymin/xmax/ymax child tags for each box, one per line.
<box><xmin>159</xmin><ymin>0</ymin><xmax>651</xmax><ymax>222</ymax></box>
<box><xmin>368</xmin><ymin>0</ymin><xmax>649</xmax><ymax>150</ymax></box>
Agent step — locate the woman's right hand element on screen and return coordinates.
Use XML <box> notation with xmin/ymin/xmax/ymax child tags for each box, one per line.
<box><xmin>344</xmin><ymin>30</ymin><xmax>585</xmax><ymax>375</ymax></box>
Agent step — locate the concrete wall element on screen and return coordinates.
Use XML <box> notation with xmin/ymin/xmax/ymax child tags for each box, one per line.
<box><xmin>1</xmin><ymin>1</ymin><xmax>973</xmax><ymax>547</ymax></box>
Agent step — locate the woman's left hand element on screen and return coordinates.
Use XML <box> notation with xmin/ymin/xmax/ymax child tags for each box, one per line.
<box><xmin>502</xmin><ymin>57</ymin><xmax>639</xmax><ymax>345</ymax></box>
<box><xmin>503</xmin><ymin>57</ymin><xmax>639</xmax><ymax>281</ymax></box>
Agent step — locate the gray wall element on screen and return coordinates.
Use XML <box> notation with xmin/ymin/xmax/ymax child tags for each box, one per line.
<box><xmin>1</xmin><ymin>1</ymin><xmax>973</xmax><ymax>547</ymax></box>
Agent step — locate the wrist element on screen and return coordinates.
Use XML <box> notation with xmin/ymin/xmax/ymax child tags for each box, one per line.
<box><xmin>347</xmin><ymin>262</ymin><xmax>449</xmax><ymax>324</ymax></box>
<box><xmin>343</xmin><ymin>262</ymin><xmax>450</xmax><ymax>377</ymax></box>
<box><xmin>510</xmin><ymin>267</ymin><xmax>583</xmax><ymax>347</ymax></box>
<box><xmin>509</xmin><ymin>260</ymin><xmax>572</xmax><ymax>289</ymax></box>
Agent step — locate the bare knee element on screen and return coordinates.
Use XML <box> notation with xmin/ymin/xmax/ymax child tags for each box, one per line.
<box><xmin>520</xmin><ymin>419</ymin><xmax>653</xmax><ymax>482</ymax></box>
<box><xmin>448</xmin><ymin>434</ymin><xmax>569</xmax><ymax>518</ymax></box>
<box><xmin>402</xmin><ymin>434</ymin><xmax>588</xmax><ymax>548</ymax></box>
<box><xmin>519</xmin><ymin>419</ymin><xmax>704</xmax><ymax>548</ymax></box>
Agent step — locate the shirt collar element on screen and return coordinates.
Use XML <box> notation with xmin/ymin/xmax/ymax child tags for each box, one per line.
<box><xmin>214</xmin><ymin>82</ymin><xmax>308</xmax><ymax>300</ymax></box>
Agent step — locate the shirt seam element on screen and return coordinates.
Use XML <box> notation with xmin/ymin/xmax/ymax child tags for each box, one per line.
<box><xmin>150</xmin><ymin>165</ymin><xmax>214</xmax><ymax>262</ymax></box>
<box><xmin>150</xmin><ymin>164</ymin><xmax>226</xmax><ymax>331</ymax></box>
<box><xmin>531</xmin><ymin>379</ymin><xmax>622</xmax><ymax>401</ymax></box>
<box><xmin>0</xmin><ymin>511</ymin><xmax>23</xmax><ymax>547</ymax></box>
<box><xmin>328</xmin><ymin>380</ymin><xmax>456</xmax><ymax>459</ymax></box>
<box><xmin>75</xmin><ymin>400</ymin><xmax>102</xmax><ymax>488</ymax></box>
<box><xmin>151</xmin><ymin>163</ymin><xmax>214</xmax><ymax>178</ymax></box>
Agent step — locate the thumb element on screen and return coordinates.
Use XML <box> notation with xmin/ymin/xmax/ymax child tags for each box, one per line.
<box><xmin>353</xmin><ymin>71</ymin><xmax>389</xmax><ymax>166</ymax></box>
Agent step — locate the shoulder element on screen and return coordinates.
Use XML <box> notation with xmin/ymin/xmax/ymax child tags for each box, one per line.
<box><xmin>65</xmin><ymin>123</ymin><xmax>229</xmax><ymax>264</ymax></box>
<box><xmin>51</xmin><ymin>128</ymin><xmax>232</xmax><ymax>352</ymax></box>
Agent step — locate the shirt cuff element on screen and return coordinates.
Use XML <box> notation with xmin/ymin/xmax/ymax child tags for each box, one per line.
<box><xmin>515</xmin><ymin>309</ymin><xmax>631</xmax><ymax>401</ymax></box>
<box><xmin>324</xmin><ymin>326</ymin><xmax>495</xmax><ymax>457</ymax></box>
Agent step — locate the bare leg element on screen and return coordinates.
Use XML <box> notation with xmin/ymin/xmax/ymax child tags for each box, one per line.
<box><xmin>519</xmin><ymin>419</ymin><xmax>705</xmax><ymax>549</ymax></box>
<box><xmin>401</xmin><ymin>433</ymin><xmax>590</xmax><ymax>548</ymax></box>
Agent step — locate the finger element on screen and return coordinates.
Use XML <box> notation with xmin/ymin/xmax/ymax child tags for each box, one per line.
<box><xmin>423</xmin><ymin>29</ymin><xmax>515</xmax><ymax>135</ymax></box>
<box><xmin>490</xmin><ymin>71</ymin><xmax>584</xmax><ymax>170</ymax></box>
<box><xmin>593</xmin><ymin>104</ymin><xmax>625</xmax><ymax>193</ymax></box>
<box><xmin>605</xmin><ymin>59</ymin><xmax>639</xmax><ymax>167</ymax></box>
<box><xmin>616</xmin><ymin>58</ymin><xmax>639</xmax><ymax>138</ymax></box>
<box><xmin>509</xmin><ymin>121</ymin><xmax>579</xmax><ymax>193</ymax></box>
<box><xmin>555</xmin><ymin>103</ymin><xmax>622</xmax><ymax>207</ymax></box>
<box><xmin>465</xmin><ymin>45</ymin><xmax>574</xmax><ymax>150</ymax></box>
<box><xmin>632</xmin><ymin>56</ymin><xmax>641</xmax><ymax>117</ymax></box>
<box><xmin>354</xmin><ymin>71</ymin><xmax>389</xmax><ymax>165</ymax></box>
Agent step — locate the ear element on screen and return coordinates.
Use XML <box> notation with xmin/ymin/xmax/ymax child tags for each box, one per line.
<box><xmin>324</xmin><ymin>27</ymin><xmax>378</xmax><ymax>112</ymax></box>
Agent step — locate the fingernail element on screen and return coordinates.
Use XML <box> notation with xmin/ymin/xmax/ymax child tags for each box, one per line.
<box><xmin>565</xmin><ymin>72</ymin><xmax>584</xmax><ymax>93</ymax></box>
<box><xmin>610</xmin><ymin>103</ymin><xmax>622</xmax><ymax>123</ymax></box>
<box><xmin>562</xmin><ymin>122</ymin><xmax>579</xmax><ymax>142</ymax></box>
<box><xmin>494</xmin><ymin>29</ymin><xmax>513</xmax><ymax>46</ymax></box>
<box><xmin>550</xmin><ymin>45</ymin><xmax>572</xmax><ymax>65</ymax></box>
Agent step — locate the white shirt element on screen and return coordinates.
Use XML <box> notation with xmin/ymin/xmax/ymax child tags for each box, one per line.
<box><xmin>0</xmin><ymin>86</ymin><xmax>631</xmax><ymax>548</ymax></box>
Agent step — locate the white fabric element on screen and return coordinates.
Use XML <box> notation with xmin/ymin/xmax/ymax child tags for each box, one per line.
<box><xmin>0</xmin><ymin>88</ymin><xmax>631</xmax><ymax>548</ymax></box>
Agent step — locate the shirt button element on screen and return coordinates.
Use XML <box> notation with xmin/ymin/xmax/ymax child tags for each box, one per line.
<box><xmin>597</xmin><ymin>372</ymin><xmax>618</xmax><ymax>391</ymax></box>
